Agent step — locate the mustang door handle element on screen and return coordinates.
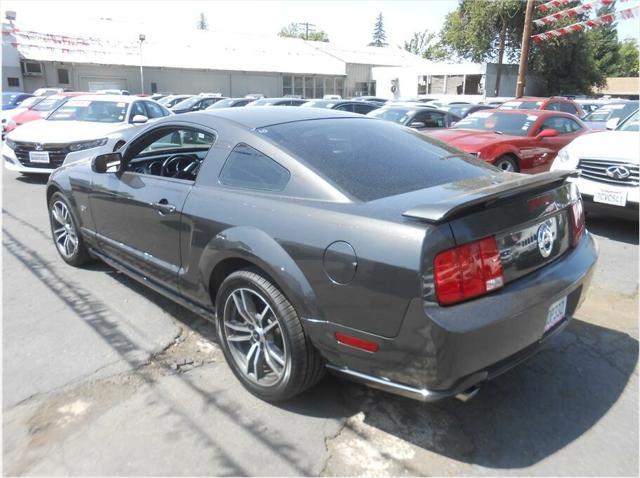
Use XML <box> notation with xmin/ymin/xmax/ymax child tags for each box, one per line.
<box><xmin>151</xmin><ymin>200</ymin><xmax>177</xmax><ymax>215</ymax></box>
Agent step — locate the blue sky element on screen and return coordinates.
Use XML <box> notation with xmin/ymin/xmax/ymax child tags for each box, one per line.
<box><xmin>2</xmin><ymin>0</ymin><xmax>638</xmax><ymax>47</ymax></box>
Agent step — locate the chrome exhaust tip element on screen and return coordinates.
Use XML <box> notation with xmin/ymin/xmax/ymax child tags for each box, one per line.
<box><xmin>455</xmin><ymin>385</ymin><xmax>480</xmax><ymax>402</ymax></box>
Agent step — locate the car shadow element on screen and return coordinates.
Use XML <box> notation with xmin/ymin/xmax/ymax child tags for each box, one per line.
<box><xmin>587</xmin><ymin>215</ymin><xmax>638</xmax><ymax>245</ymax></box>
<box><xmin>277</xmin><ymin>318</ymin><xmax>638</xmax><ymax>469</ymax></box>
<box><xmin>5</xmin><ymin>219</ymin><xmax>634</xmax><ymax>471</ymax></box>
<box><xmin>14</xmin><ymin>174</ymin><xmax>50</xmax><ymax>185</ymax></box>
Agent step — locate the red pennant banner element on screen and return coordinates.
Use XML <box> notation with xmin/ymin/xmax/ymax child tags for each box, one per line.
<box><xmin>532</xmin><ymin>5</ymin><xmax>639</xmax><ymax>43</ymax></box>
<box><xmin>536</xmin><ymin>0</ymin><xmax>573</xmax><ymax>14</ymax></box>
<box><xmin>533</xmin><ymin>0</ymin><xmax>614</xmax><ymax>27</ymax></box>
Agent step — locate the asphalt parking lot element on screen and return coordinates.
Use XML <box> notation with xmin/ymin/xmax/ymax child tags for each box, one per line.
<box><xmin>2</xmin><ymin>167</ymin><xmax>638</xmax><ymax>476</ymax></box>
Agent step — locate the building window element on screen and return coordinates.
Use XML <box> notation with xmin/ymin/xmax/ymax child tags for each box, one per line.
<box><xmin>283</xmin><ymin>76</ymin><xmax>292</xmax><ymax>96</ymax></box>
<box><xmin>151</xmin><ymin>82</ymin><xmax>158</xmax><ymax>93</ymax></box>
<box><xmin>293</xmin><ymin>76</ymin><xmax>303</xmax><ymax>97</ymax></box>
<box><xmin>304</xmin><ymin>77</ymin><xmax>313</xmax><ymax>99</ymax></box>
<box><xmin>57</xmin><ymin>68</ymin><xmax>70</xmax><ymax>84</ymax></box>
<box><xmin>335</xmin><ymin>78</ymin><xmax>344</xmax><ymax>98</ymax></box>
<box><xmin>315</xmin><ymin>77</ymin><xmax>324</xmax><ymax>98</ymax></box>
<box><xmin>7</xmin><ymin>77</ymin><xmax>19</xmax><ymax>87</ymax></box>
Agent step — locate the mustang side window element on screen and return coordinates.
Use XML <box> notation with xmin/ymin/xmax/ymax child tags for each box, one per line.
<box><xmin>219</xmin><ymin>144</ymin><xmax>290</xmax><ymax>192</ymax></box>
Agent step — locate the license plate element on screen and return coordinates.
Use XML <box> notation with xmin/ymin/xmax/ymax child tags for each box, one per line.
<box><xmin>29</xmin><ymin>151</ymin><xmax>50</xmax><ymax>164</ymax></box>
<box><xmin>545</xmin><ymin>296</ymin><xmax>567</xmax><ymax>332</ymax></box>
<box><xmin>594</xmin><ymin>189</ymin><xmax>627</xmax><ymax>207</ymax></box>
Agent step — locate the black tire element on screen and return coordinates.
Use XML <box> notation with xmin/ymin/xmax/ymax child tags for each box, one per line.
<box><xmin>48</xmin><ymin>192</ymin><xmax>92</xmax><ymax>266</ymax></box>
<box><xmin>494</xmin><ymin>155</ymin><xmax>519</xmax><ymax>172</ymax></box>
<box><xmin>215</xmin><ymin>269</ymin><xmax>325</xmax><ymax>402</ymax></box>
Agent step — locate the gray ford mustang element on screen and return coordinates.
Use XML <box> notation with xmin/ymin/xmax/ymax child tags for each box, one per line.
<box><xmin>46</xmin><ymin>107</ymin><xmax>598</xmax><ymax>402</ymax></box>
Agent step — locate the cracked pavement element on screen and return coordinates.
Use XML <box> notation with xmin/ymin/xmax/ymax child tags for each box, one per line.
<box><xmin>3</xmin><ymin>169</ymin><xmax>638</xmax><ymax>476</ymax></box>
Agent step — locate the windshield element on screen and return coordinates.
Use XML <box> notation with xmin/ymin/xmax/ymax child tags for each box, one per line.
<box><xmin>452</xmin><ymin>111</ymin><xmax>537</xmax><ymax>136</ymax></box>
<box><xmin>48</xmin><ymin>100</ymin><xmax>128</xmax><ymax>123</ymax></box>
<box><xmin>499</xmin><ymin>100</ymin><xmax>542</xmax><ymax>110</ymax></box>
<box><xmin>172</xmin><ymin>97</ymin><xmax>201</xmax><ymax>109</ymax></box>
<box><xmin>367</xmin><ymin>108</ymin><xmax>413</xmax><ymax>124</ymax></box>
<box><xmin>3</xmin><ymin>93</ymin><xmax>23</xmax><ymax>106</ymax></box>
<box><xmin>16</xmin><ymin>96</ymin><xmax>42</xmax><ymax>109</ymax></box>
<box><xmin>584</xmin><ymin>103</ymin><xmax>637</xmax><ymax>122</ymax></box>
<box><xmin>261</xmin><ymin>118</ymin><xmax>493</xmax><ymax>201</ymax></box>
<box><xmin>32</xmin><ymin>96</ymin><xmax>66</xmax><ymax>112</ymax></box>
<box><xmin>618</xmin><ymin>110</ymin><xmax>639</xmax><ymax>131</ymax></box>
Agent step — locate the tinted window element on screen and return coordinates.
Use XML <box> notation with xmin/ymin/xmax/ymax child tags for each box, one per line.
<box><xmin>453</xmin><ymin>111</ymin><xmax>537</xmax><ymax>136</ymax></box>
<box><xmin>414</xmin><ymin>110</ymin><xmax>447</xmax><ymax>128</ymax></box>
<box><xmin>556</xmin><ymin>102</ymin><xmax>578</xmax><ymax>114</ymax></box>
<box><xmin>368</xmin><ymin>107</ymin><xmax>415</xmax><ymax>125</ymax></box>
<box><xmin>499</xmin><ymin>100</ymin><xmax>542</xmax><ymax>110</ymax></box>
<box><xmin>334</xmin><ymin>104</ymin><xmax>353</xmax><ymax>112</ymax></box>
<box><xmin>32</xmin><ymin>96</ymin><xmax>65</xmax><ymax>112</ymax></box>
<box><xmin>220</xmin><ymin>144</ymin><xmax>290</xmax><ymax>191</ymax></box>
<box><xmin>353</xmin><ymin>103</ymin><xmax>377</xmax><ymax>115</ymax></box>
<box><xmin>261</xmin><ymin>118</ymin><xmax>493</xmax><ymax>201</ymax></box>
<box><xmin>539</xmin><ymin>116</ymin><xmax>582</xmax><ymax>134</ymax></box>
<box><xmin>618</xmin><ymin>111</ymin><xmax>639</xmax><ymax>131</ymax></box>
<box><xmin>144</xmin><ymin>101</ymin><xmax>167</xmax><ymax>118</ymax></box>
<box><xmin>130</xmin><ymin>101</ymin><xmax>146</xmax><ymax>119</ymax></box>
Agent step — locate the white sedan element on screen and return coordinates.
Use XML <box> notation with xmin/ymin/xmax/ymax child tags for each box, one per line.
<box><xmin>3</xmin><ymin>95</ymin><xmax>171</xmax><ymax>175</ymax></box>
<box><xmin>551</xmin><ymin>110</ymin><xmax>639</xmax><ymax>220</ymax></box>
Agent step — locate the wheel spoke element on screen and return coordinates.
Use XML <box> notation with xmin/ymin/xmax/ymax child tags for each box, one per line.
<box><xmin>52</xmin><ymin>205</ymin><xmax>64</xmax><ymax>224</ymax></box>
<box><xmin>263</xmin><ymin>345</ymin><xmax>283</xmax><ymax>377</ymax></box>
<box><xmin>263</xmin><ymin>317</ymin><xmax>278</xmax><ymax>334</ymax></box>
<box><xmin>245</xmin><ymin>342</ymin><xmax>259</xmax><ymax>374</ymax></box>
<box><xmin>253</xmin><ymin>346</ymin><xmax>265</xmax><ymax>381</ymax></box>
<box><xmin>265</xmin><ymin>342</ymin><xmax>285</xmax><ymax>367</ymax></box>
<box><xmin>227</xmin><ymin>333</ymin><xmax>253</xmax><ymax>342</ymax></box>
<box><xmin>224</xmin><ymin>321</ymin><xmax>251</xmax><ymax>333</ymax></box>
<box><xmin>54</xmin><ymin>227</ymin><xmax>66</xmax><ymax>240</ymax></box>
<box><xmin>232</xmin><ymin>291</ymin><xmax>255</xmax><ymax>325</ymax></box>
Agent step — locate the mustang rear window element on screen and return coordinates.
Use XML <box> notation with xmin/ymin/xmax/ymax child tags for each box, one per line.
<box><xmin>260</xmin><ymin>118</ymin><xmax>493</xmax><ymax>202</ymax></box>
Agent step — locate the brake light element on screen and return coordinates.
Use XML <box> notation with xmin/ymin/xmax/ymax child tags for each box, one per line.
<box><xmin>570</xmin><ymin>199</ymin><xmax>585</xmax><ymax>247</ymax></box>
<box><xmin>434</xmin><ymin>236</ymin><xmax>504</xmax><ymax>305</ymax></box>
<box><xmin>335</xmin><ymin>332</ymin><xmax>379</xmax><ymax>352</ymax></box>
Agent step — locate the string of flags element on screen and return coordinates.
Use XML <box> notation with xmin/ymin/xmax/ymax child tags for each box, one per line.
<box><xmin>534</xmin><ymin>0</ymin><xmax>614</xmax><ymax>26</ymax></box>
<box><xmin>531</xmin><ymin>4</ymin><xmax>639</xmax><ymax>43</ymax></box>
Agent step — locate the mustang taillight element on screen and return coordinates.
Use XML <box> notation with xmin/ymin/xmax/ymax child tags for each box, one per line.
<box><xmin>570</xmin><ymin>198</ymin><xmax>585</xmax><ymax>247</ymax></box>
<box><xmin>434</xmin><ymin>236</ymin><xmax>504</xmax><ymax>306</ymax></box>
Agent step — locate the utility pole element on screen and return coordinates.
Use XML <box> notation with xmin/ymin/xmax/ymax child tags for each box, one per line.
<box><xmin>138</xmin><ymin>34</ymin><xmax>146</xmax><ymax>95</ymax></box>
<box><xmin>516</xmin><ymin>0</ymin><xmax>535</xmax><ymax>98</ymax></box>
<box><xmin>295</xmin><ymin>22</ymin><xmax>316</xmax><ymax>40</ymax></box>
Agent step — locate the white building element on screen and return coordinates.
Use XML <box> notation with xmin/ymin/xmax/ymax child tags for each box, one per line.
<box><xmin>2</xmin><ymin>17</ymin><xmax>538</xmax><ymax>99</ymax></box>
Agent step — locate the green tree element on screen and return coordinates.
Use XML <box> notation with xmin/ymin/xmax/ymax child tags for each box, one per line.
<box><xmin>438</xmin><ymin>0</ymin><xmax>524</xmax><ymax>94</ymax></box>
<box><xmin>369</xmin><ymin>12</ymin><xmax>388</xmax><ymax>47</ymax></box>
<box><xmin>196</xmin><ymin>12</ymin><xmax>208</xmax><ymax>31</ymax></box>
<box><xmin>615</xmin><ymin>38</ymin><xmax>639</xmax><ymax>76</ymax></box>
<box><xmin>586</xmin><ymin>1</ymin><xmax>620</xmax><ymax>76</ymax></box>
<box><xmin>404</xmin><ymin>30</ymin><xmax>447</xmax><ymax>60</ymax></box>
<box><xmin>278</xmin><ymin>23</ymin><xmax>329</xmax><ymax>42</ymax></box>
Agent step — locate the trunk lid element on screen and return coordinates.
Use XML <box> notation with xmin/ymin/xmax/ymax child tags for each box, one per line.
<box><xmin>404</xmin><ymin>170</ymin><xmax>579</xmax><ymax>286</ymax></box>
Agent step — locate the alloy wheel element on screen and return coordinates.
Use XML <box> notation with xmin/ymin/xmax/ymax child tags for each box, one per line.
<box><xmin>51</xmin><ymin>200</ymin><xmax>78</xmax><ymax>259</ymax></box>
<box><xmin>222</xmin><ymin>287</ymin><xmax>288</xmax><ymax>387</ymax></box>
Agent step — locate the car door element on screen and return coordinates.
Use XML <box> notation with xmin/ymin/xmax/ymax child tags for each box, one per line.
<box><xmin>532</xmin><ymin>115</ymin><xmax>585</xmax><ymax>171</ymax></box>
<box><xmin>88</xmin><ymin>124</ymin><xmax>216</xmax><ymax>288</ymax></box>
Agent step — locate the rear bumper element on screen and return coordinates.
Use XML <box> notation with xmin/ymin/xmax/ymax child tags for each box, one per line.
<box><xmin>305</xmin><ymin>231</ymin><xmax>598</xmax><ymax>399</ymax></box>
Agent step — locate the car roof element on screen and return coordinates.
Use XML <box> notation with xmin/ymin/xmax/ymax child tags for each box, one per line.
<box><xmin>473</xmin><ymin>108</ymin><xmax>578</xmax><ymax>119</ymax></box>
<box><xmin>189</xmin><ymin>106</ymin><xmax>363</xmax><ymax>129</ymax></box>
<box><xmin>66</xmin><ymin>94</ymin><xmax>140</xmax><ymax>102</ymax></box>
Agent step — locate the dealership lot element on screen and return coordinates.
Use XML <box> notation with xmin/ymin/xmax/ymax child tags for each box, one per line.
<box><xmin>2</xmin><ymin>167</ymin><xmax>637</xmax><ymax>476</ymax></box>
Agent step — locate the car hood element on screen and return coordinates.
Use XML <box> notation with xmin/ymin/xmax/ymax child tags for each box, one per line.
<box><xmin>565</xmin><ymin>130</ymin><xmax>639</xmax><ymax>163</ymax></box>
<box><xmin>7</xmin><ymin>120</ymin><xmax>132</xmax><ymax>143</ymax></box>
<box><xmin>426</xmin><ymin>129</ymin><xmax>520</xmax><ymax>152</ymax></box>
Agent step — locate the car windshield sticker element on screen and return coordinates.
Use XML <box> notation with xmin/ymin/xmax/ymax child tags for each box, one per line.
<box><xmin>118</xmin><ymin>115</ymin><xmax>124</xmax><ymax>121</ymax></box>
<box><xmin>605</xmin><ymin>104</ymin><xmax>626</xmax><ymax>110</ymax></box>
<box><xmin>472</xmin><ymin>112</ymin><xmax>493</xmax><ymax>118</ymax></box>
<box><xmin>117</xmin><ymin>102</ymin><xmax>126</xmax><ymax>107</ymax></box>
<box><xmin>503</xmin><ymin>101</ymin><xmax>521</xmax><ymax>107</ymax></box>
<box><xmin>536</xmin><ymin>101</ymin><xmax>543</xmax><ymax>106</ymax></box>
<box><xmin>527</xmin><ymin>115</ymin><xmax>538</xmax><ymax>121</ymax></box>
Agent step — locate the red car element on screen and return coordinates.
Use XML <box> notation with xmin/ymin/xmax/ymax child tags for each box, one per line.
<box><xmin>498</xmin><ymin>96</ymin><xmax>584</xmax><ymax>118</ymax></box>
<box><xmin>424</xmin><ymin>109</ymin><xmax>590</xmax><ymax>173</ymax></box>
<box><xmin>4</xmin><ymin>91</ymin><xmax>88</xmax><ymax>135</ymax></box>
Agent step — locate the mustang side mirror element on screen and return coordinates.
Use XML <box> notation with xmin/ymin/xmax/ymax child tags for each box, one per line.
<box><xmin>92</xmin><ymin>152</ymin><xmax>122</xmax><ymax>173</ymax></box>
<box><xmin>409</xmin><ymin>121</ymin><xmax>426</xmax><ymax>129</ymax></box>
<box><xmin>606</xmin><ymin>118</ymin><xmax>619</xmax><ymax>130</ymax></box>
<box><xmin>131</xmin><ymin>114</ymin><xmax>148</xmax><ymax>124</ymax></box>
<box><xmin>536</xmin><ymin>128</ymin><xmax>558</xmax><ymax>140</ymax></box>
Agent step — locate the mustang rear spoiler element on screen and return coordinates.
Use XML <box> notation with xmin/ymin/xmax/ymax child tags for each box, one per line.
<box><xmin>402</xmin><ymin>170</ymin><xmax>578</xmax><ymax>224</ymax></box>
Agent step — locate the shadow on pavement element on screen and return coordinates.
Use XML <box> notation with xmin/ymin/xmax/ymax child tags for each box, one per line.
<box><xmin>3</xmin><ymin>211</ymin><xmax>637</xmax><ymax>472</ymax></box>
<box><xmin>14</xmin><ymin>174</ymin><xmax>50</xmax><ymax>185</ymax></box>
<box><xmin>587</xmin><ymin>215</ymin><xmax>639</xmax><ymax>246</ymax></box>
